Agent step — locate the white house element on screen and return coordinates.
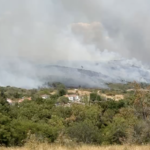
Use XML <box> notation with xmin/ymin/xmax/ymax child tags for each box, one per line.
<box><xmin>6</xmin><ymin>99</ymin><xmax>13</xmax><ymax>104</ymax></box>
<box><xmin>66</xmin><ymin>95</ymin><xmax>80</xmax><ymax>102</ymax></box>
<box><xmin>41</xmin><ymin>94</ymin><xmax>50</xmax><ymax>99</ymax></box>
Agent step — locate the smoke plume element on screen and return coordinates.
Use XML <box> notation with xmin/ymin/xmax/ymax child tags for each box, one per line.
<box><xmin>0</xmin><ymin>0</ymin><xmax>150</xmax><ymax>88</ymax></box>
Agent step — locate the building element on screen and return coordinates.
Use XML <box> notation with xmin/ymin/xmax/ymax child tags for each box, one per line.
<box><xmin>18</xmin><ymin>97</ymin><xmax>32</xmax><ymax>103</ymax></box>
<box><xmin>41</xmin><ymin>95</ymin><xmax>50</xmax><ymax>99</ymax></box>
<box><xmin>6</xmin><ymin>99</ymin><xmax>13</xmax><ymax>104</ymax></box>
<box><xmin>66</xmin><ymin>95</ymin><xmax>80</xmax><ymax>102</ymax></box>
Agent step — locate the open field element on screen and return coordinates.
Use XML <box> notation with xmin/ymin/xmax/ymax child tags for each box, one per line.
<box><xmin>1</xmin><ymin>144</ymin><xmax>150</xmax><ymax>150</ymax></box>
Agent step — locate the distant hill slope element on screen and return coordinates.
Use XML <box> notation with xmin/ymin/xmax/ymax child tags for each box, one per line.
<box><xmin>39</xmin><ymin>60</ymin><xmax>150</xmax><ymax>88</ymax></box>
<box><xmin>40</xmin><ymin>65</ymin><xmax>125</xmax><ymax>88</ymax></box>
<box><xmin>0</xmin><ymin>58</ymin><xmax>150</xmax><ymax>89</ymax></box>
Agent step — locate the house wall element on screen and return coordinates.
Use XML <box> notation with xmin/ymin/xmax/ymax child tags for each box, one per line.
<box><xmin>68</xmin><ymin>97</ymin><xmax>74</xmax><ymax>101</ymax></box>
<box><xmin>68</xmin><ymin>95</ymin><xmax>80</xmax><ymax>102</ymax></box>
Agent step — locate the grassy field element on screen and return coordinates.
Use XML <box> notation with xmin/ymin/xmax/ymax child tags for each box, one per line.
<box><xmin>1</xmin><ymin>144</ymin><xmax>150</xmax><ymax>150</ymax></box>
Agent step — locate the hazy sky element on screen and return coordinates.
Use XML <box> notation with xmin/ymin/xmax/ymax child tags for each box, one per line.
<box><xmin>0</xmin><ymin>0</ymin><xmax>150</xmax><ymax>63</ymax></box>
<box><xmin>0</xmin><ymin>0</ymin><xmax>150</xmax><ymax>88</ymax></box>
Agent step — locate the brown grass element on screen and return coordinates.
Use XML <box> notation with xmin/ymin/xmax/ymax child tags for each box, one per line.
<box><xmin>67</xmin><ymin>89</ymin><xmax>91</xmax><ymax>96</ymax></box>
<box><xmin>1</xmin><ymin>144</ymin><xmax>150</xmax><ymax>150</ymax></box>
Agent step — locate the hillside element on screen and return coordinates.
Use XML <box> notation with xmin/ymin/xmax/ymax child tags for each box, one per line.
<box><xmin>40</xmin><ymin>62</ymin><xmax>150</xmax><ymax>88</ymax></box>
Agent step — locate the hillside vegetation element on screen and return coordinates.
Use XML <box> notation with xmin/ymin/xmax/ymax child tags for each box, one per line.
<box><xmin>0</xmin><ymin>82</ymin><xmax>150</xmax><ymax>147</ymax></box>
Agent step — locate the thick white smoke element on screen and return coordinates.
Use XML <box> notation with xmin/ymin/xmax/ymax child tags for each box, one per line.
<box><xmin>0</xmin><ymin>0</ymin><xmax>150</xmax><ymax>88</ymax></box>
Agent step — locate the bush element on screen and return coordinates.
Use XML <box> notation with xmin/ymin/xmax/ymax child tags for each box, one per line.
<box><xmin>67</xmin><ymin>121</ymin><xmax>99</xmax><ymax>143</ymax></box>
<box><xmin>90</xmin><ymin>93</ymin><xmax>101</xmax><ymax>101</ymax></box>
<box><xmin>57</xmin><ymin>96</ymin><xmax>69</xmax><ymax>104</ymax></box>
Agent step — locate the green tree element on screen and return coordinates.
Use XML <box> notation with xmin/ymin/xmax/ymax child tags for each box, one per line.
<box><xmin>53</xmin><ymin>83</ymin><xmax>67</xmax><ymax>96</ymax></box>
<box><xmin>57</xmin><ymin>96</ymin><xmax>69</xmax><ymax>104</ymax></box>
<box><xmin>58</xmin><ymin>88</ymin><xmax>67</xmax><ymax>97</ymax></box>
<box><xmin>67</xmin><ymin>121</ymin><xmax>99</xmax><ymax>143</ymax></box>
<box><xmin>102</xmin><ymin>117</ymin><xmax>127</xmax><ymax>144</ymax></box>
<box><xmin>0</xmin><ymin>113</ymin><xmax>11</xmax><ymax>146</ymax></box>
<box><xmin>90</xmin><ymin>92</ymin><xmax>101</xmax><ymax>102</ymax></box>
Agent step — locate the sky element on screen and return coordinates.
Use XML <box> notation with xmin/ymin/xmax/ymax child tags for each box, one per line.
<box><xmin>0</xmin><ymin>0</ymin><xmax>150</xmax><ymax>88</ymax></box>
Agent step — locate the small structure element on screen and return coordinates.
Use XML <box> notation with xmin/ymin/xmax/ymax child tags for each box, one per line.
<box><xmin>66</xmin><ymin>95</ymin><xmax>80</xmax><ymax>102</ymax></box>
<box><xmin>18</xmin><ymin>97</ymin><xmax>32</xmax><ymax>103</ymax></box>
<box><xmin>6</xmin><ymin>98</ymin><xmax>13</xmax><ymax>104</ymax></box>
<box><xmin>41</xmin><ymin>94</ymin><xmax>50</xmax><ymax>99</ymax></box>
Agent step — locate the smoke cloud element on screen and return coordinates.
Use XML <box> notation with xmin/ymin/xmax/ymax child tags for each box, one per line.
<box><xmin>0</xmin><ymin>0</ymin><xmax>150</xmax><ymax>88</ymax></box>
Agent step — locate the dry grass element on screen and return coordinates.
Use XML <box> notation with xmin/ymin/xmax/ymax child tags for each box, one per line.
<box><xmin>100</xmin><ymin>93</ymin><xmax>124</xmax><ymax>101</ymax></box>
<box><xmin>1</xmin><ymin>144</ymin><xmax>150</xmax><ymax>150</ymax></box>
<box><xmin>67</xmin><ymin>89</ymin><xmax>91</xmax><ymax>96</ymax></box>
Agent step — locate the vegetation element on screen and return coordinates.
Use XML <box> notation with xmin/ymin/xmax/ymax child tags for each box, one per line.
<box><xmin>90</xmin><ymin>92</ymin><xmax>101</xmax><ymax>101</ymax></box>
<box><xmin>1</xmin><ymin>82</ymin><xmax>150</xmax><ymax>147</ymax></box>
